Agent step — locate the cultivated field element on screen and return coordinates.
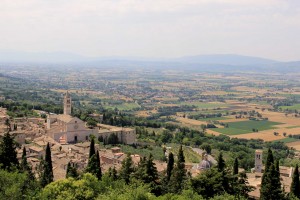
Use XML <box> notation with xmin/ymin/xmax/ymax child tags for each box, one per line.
<box><xmin>212</xmin><ymin>120</ymin><xmax>282</xmax><ymax>135</ymax></box>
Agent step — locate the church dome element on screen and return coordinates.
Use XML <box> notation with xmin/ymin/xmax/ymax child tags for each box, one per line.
<box><xmin>198</xmin><ymin>160</ymin><xmax>211</xmax><ymax>170</ymax></box>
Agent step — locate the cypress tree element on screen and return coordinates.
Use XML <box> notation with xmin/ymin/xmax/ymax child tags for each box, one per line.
<box><xmin>265</xmin><ymin>148</ymin><xmax>274</xmax><ymax>173</ymax></box>
<box><xmin>260</xmin><ymin>163</ymin><xmax>284</xmax><ymax>200</ymax></box>
<box><xmin>86</xmin><ymin>151</ymin><xmax>101</xmax><ymax>180</ymax></box>
<box><xmin>261</xmin><ymin>148</ymin><xmax>274</xmax><ymax>187</ymax></box>
<box><xmin>291</xmin><ymin>164</ymin><xmax>300</xmax><ymax>198</ymax></box>
<box><xmin>133</xmin><ymin>156</ymin><xmax>147</xmax><ymax>181</ymax></box>
<box><xmin>41</xmin><ymin>143</ymin><xmax>53</xmax><ymax>187</ymax></box>
<box><xmin>178</xmin><ymin>145</ymin><xmax>185</xmax><ymax>163</ymax></box>
<box><xmin>167</xmin><ymin>152</ymin><xmax>174</xmax><ymax>181</ymax></box>
<box><xmin>233</xmin><ymin>157</ymin><xmax>239</xmax><ymax>175</ymax></box>
<box><xmin>275</xmin><ymin>160</ymin><xmax>280</xmax><ymax>179</ymax></box>
<box><xmin>146</xmin><ymin>154</ymin><xmax>158</xmax><ymax>183</ymax></box>
<box><xmin>20</xmin><ymin>146</ymin><xmax>34</xmax><ymax>180</ymax></box>
<box><xmin>89</xmin><ymin>138</ymin><xmax>95</xmax><ymax>159</ymax></box>
<box><xmin>96</xmin><ymin>151</ymin><xmax>102</xmax><ymax>179</ymax></box>
<box><xmin>170</xmin><ymin>145</ymin><xmax>186</xmax><ymax>193</ymax></box>
<box><xmin>120</xmin><ymin>154</ymin><xmax>134</xmax><ymax>184</ymax></box>
<box><xmin>217</xmin><ymin>152</ymin><xmax>225</xmax><ymax>172</ymax></box>
<box><xmin>0</xmin><ymin>132</ymin><xmax>19</xmax><ymax>170</ymax></box>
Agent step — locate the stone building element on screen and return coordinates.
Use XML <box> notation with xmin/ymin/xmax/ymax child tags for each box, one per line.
<box><xmin>47</xmin><ymin>92</ymin><xmax>136</xmax><ymax>144</ymax></box>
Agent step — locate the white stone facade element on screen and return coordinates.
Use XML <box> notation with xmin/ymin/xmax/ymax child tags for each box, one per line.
<box><xmin>47</xmin><ymin>92</ymin><xmax>136</xmax><ymax>145</ymax></box>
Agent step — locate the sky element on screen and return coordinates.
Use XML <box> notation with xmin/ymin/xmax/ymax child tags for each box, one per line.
<box><xmin>0</xmin><ymin>0</ymin><xmax>299</xmax><ymax>61</ymax></box>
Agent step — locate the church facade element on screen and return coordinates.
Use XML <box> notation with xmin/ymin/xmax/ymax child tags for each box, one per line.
<box><xmin>47</xmin><ymin>92</ymin><xmax>136</xmax><ymax>144</ymax></box>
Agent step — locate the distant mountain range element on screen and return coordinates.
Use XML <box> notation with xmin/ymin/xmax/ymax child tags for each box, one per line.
<box><xmin>0</xmin><ymin>50</ymin><xmax>299</xmax><ymax>72</ymax></box>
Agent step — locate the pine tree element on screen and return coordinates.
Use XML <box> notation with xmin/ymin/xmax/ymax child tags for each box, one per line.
<box><xmin>89</xmin><ymin>138</ymin><xmax>95</xmax><ymax>158</ymax></box>
<box><xmin>233</xmin><ymin>157</ymin><xmax>239</xmax><ymax>175</ymax></box>
<box><xmin>120</xmin><ymin>154</ymin><xmax>134</xmax><ymax>184</ymax></box>
<box><xmin>40</xmin><ymin>143</ymin><xmax>53</xmax><ymax>187</ymax></box>
<box><xmin>291</xmin><ymin>164</ymin><xmax>300</xmax><ymax>198</ymax></box>
<box><xmin>167</xmin><ymin>152</ymin><xmax>174</xmax><ymax>181</ymax></box>
<box><xmin>0</xmin><ymin>132</ymin><xmax>19</xmax><ymax>170</ymax></box>
<box><xmin>217</xmin><ymin>152</ymin><xmax>225</xmax><ymax>172</ymax></box>
<box><xmin>20</xmin><ymin>146</ymin><xmax>34</xmax><ymax>180</ymax></box>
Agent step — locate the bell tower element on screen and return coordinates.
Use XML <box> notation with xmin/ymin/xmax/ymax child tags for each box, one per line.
<box><xmin>255</xmin><ymin>150</ymin><xmax>263</xmax><ymax>173</ymax></box>
<box><xmin>63</xmin><ymin>91</ymin><xmax>71</xmax><ymax>115</ymax></box>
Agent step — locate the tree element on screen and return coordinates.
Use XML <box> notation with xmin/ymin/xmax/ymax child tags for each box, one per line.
<box><xmin>0</xmin><ymin>132</ymin><xmax>19</xmax><ymax>170</ymax></box>
<box><xmin>89</xmin><ymin>138</ymin><xmax>95</xmax><ymax>159</ymax></box>
<box><xmin>0</xmin><ymin>169</ymin><xmax>37</xmax><ymax>199</ymax></box>
<box><xmin>133</xmin><ymin>156</ymin><xmax>147</xmax><ymax>181</ymax></box>
<box><xmin>145</xmin><ymin>154</ymin><xmax>158</xmax><ymax>183</ymax></box>
<box><xmin>233</xmin><ymin>158</ymin><xmax>239</xmax><ymax>175</ymax></box>
<box><xmin>191</xmin><ymin>168</ymin><xmax>224</xmax><ymax>198</ymax></box>
<box><xmin>178</xmin><ymin>145</ymin><xmax>185</xmax><ymax>163</ymax></box>
<box><xmin>96</xmin><ymin>151</ymin><xmax>102</xmax><ymax>179</ymax></box>
<box><xmin>291</xmin><ymin>164</ymin><xmax>300</xmax><ymax>198</ymax></box>
<box><xmin>87</xmin><ymin>118</ymin><xmax>97</xmax><ymax>127</ymax></box>
<box><xmin>20</xmin><ymin>146</ymin><xmax>34</xmax><ymax>180</ymax></box>
<box><xmin>40</xmin><ymin>143</ymin><xmax>54</xmax><ymax>187</ymax></box>
<box><xmin>217</xmin><ymin>152</ymin><xmax>225</xmax><ymax>172</ymax></box>
<box><xmin>120</xmin><ymin>154</ymin><xmax>135</xmax><ymax>184</ymax></box>
<box><xmin>201</xmin><ymin>143</ymin><xmax>211</xmax><ymax>154</ymax></box>
<box><xmin>200</xmin><ymin>124</ymin><xmax>207</xmax><ymax>132</ymax></box>
<box><xmin>170</xmin><ymin>145</ymin><xmax>186</xmax><ymax>193</ymax></box>
<box><xmin>167</xmin><ymin>152</ymin><xmax>174</xmax><ymax>181</ymax></box>
<box><xmin>5</xmin><ymin>118</ymin><xmax>11</xmax><ymax>131</ymax></box>
<box><xmin>236</xmin><ymin>172</ymin><xmax>254</xmax><ymax>199</ymax></box>
<box><xmin>261</xmin><ymin>148</ymin><xmax>274</xmax><ymax>186</ymax></box>
<box><xmin>86</xmin><ymin>151</ymin><xmax>102</xmax><ymax>180</ymax></box>
<box><xmin>260</xmin><ymin>163</ymin><xmax>284</xmax><ymax>200</ymax></box>
<box><xmin>108</xmin><ymin>166</ymin><xmax>118</xmax><ymax>181</ymax></box>
<box><xmin>39</xmin><ymin>173</ymin><xmax>102</xmax><ymax>200</ymax></box>
<box><xmin>66</xmin><ymin>162</ymin><xmax>78</xmax><ymax>179</ymax></box>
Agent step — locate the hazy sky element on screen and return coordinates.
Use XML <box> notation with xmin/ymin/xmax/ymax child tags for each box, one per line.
<box><xmin>0</xmin><ymin>0</ymin><xmax>299</xmax><ymax>61</ymax></box>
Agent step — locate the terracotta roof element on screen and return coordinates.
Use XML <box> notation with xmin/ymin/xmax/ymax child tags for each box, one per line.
<box><xmin>29</xmin><ymin>146</ymin><xmax>44</xmax><ymax>152</ymax></box>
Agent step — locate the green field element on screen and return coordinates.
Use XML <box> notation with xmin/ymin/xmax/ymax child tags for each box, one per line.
<box><xmin>286</xmin><ymin>126</ymin><xmax>300</xmax><ymax>129</ymax></box>
<box><xmin>213</xmin><ymin>127</ymin><xmax>251</xmax><ymax>135</ymax></box>
<box><xmin>104</xmin><ymin>102</ymin><xmax>141</xmax><ymax>111</ymax></box>
<box><xmin>179</xmin><ymin>102</ymin><xmax>228</xmax><ymax>109</ymax></box>
<box><xmin>273</xmin><ymin>137</ymin><xmax>300</xmax><ymax>143</ymax></box>
<box><xmin>212</xmin><ymin>120</ymin><xmax>282</xmax><ymax>135</ymax></box>
<box><xmin>279</xmin><ymin>104</ymin><xmax>300</xmax><ymax>110</ymax></box>
<box><xmin>198</xmin><ymin>117</ymin><xmax>227</xmax><ymax>121</ymax></box>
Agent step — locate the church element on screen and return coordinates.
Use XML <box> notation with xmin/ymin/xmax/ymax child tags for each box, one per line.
<box><xmin>47</xmin><ymin>92</ymin><xmax>136</xmax><ymax>144</ymax></box>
